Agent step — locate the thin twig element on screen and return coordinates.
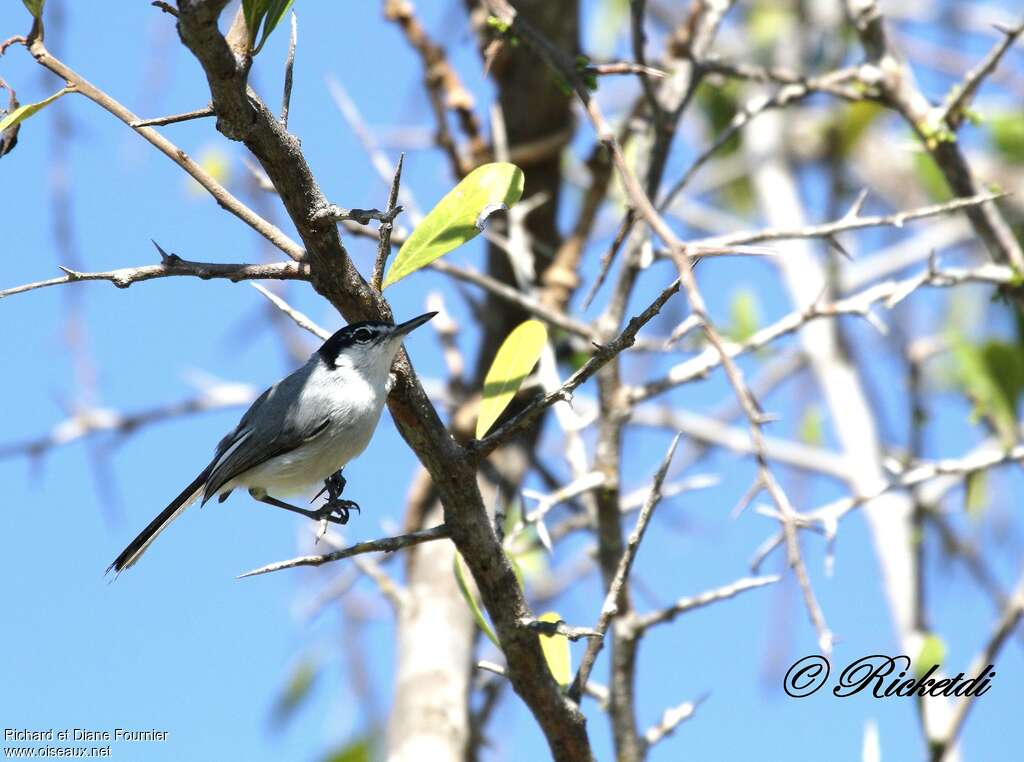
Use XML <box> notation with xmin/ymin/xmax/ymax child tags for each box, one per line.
<box><xmin>1</xmin><ymin>255</ymin><xmax>306</xmax><ymax>300</ymax></box>
<box><xmin>373</xmin><ymin>153</ymin><xmax>404</xmax><ymax>292</ymax></box>
<box><xmin>685</xmin><ymin>192</ymin><xmax>1009</xmax><ymax>250</ymax></box>
<box><xmin>237</xmin><ymin>524</ymin><xmax>452</xmax><ymax>578</ymax></box>
<box><xmin>129</xmin><ymin>105</ymin><xmax>214</xmax><ymax>128</ymax></box>
<box><xmin>932</xmin><ymin>573</ymin><xmax>1024</xmax><ymax>761</ymax></box>
<box><xmin>250</xmin><ymin>283</ymin><xmax>329</xmax><ymax>339</ymax></box>
<box><xmin>633</xmin><ymin>575</ymin><xmax>780</xmax><ymax>632</ymax></box>
<box><xmin>936</xmin><ymin>19</ymin><xmax>1024</xmax><ymax>130</ymax></box>
<box><xmin>568</xmin><ymin>434</ymin><xmax>680</xmax><ymax>701</ymax></box>
<box><xmin>280</xmin><ymin>11</ymin><xmax>297</xmax><ymax>128</ymax></box>
<box><xmin>468</xmin><ymin>278</ymin><xmax>681</xmax><ymax>459</ymax></box>
<box><xmin>428</xmin><ymin>259</ymin><xmax>596</xmax><ymax>340</ymax></box>
<box><xmin>20</xmin><ymin>38</ymin><xmax>305</xmax><ymax>261</ymax></box>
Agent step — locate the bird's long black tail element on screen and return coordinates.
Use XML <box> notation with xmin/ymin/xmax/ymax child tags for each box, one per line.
<box><xmin>107</xmin><ymin>470</ymin><xmax>210</xmax><ymax>575</ymax></box>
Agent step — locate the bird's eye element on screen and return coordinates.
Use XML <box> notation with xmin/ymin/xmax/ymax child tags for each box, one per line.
<box><xmin>354</xmin><ymin>328</ymin><xmax>373</xmax><ymax>343</ymax></box>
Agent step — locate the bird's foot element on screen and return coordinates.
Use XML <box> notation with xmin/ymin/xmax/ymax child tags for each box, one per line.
<box><xmin>313</xmin><ymin>498</ymin><xmax>360</xmax><ymax>526</ymax></box>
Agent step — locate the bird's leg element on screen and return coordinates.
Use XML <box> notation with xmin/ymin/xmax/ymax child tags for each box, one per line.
<box><xmin>250</xmin><ymin>490</ymin><xmax>350</xmax><ymax>525</ymax></box>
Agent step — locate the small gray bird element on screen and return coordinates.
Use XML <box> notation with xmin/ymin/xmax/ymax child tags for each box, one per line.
<box><xmin>108</xmin><ymin>312</ymin><xmax>436</xmax><ymax>573</ymax></box>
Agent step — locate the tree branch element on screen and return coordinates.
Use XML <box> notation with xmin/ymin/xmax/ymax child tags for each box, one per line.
<box><xmin>237</xmin><ymin>524</ymin><xmax>452</xmax><ymax>578</ymax></box>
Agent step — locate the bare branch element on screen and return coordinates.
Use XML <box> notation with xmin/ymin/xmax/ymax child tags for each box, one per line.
<box><xmin>642</xmin><ymin>696</ymin><xmax>705</xmax><ymax>748</ymax></box>
<box><xmin>687</xmin><ymin>192</ymin><xmax>1009</xmax><ymax>250</ymax></box>
<box><xmin>237</xmin><ymin>524</ymin><xmax>452</xmax><ymax>578</ymax></box>
<box><xmin>250</xmin><ymin>283</ymin><xmax>329</xmax><ymax>339</ymax></box>
<box><xmin>23</xmin><ymin>38</ymin><xmax>305</xmax><ymax>261</ymax></box>
<box><xmin>372</xmin><ymin>153</ymin><xmax>405</xmax><ymax>292</ymax></box>
<box><xmin>128</xmin><ymin>105</ymin><xmax>214</xmax><ymax>128</ymax></box>
<box><xmin>280</xmin><ymin>11</ymin><xmax>297</xmax><ymax>127</ymax></box>
<box><xmin>633</xmin><ymin>575</ymin><xmax>781</xmax><ymax>632</ymax></box>
<box><xmin>932</xmin><ymin>573</ymin><xmax>1024</xmax><ymax>761</ymax></box>
<box><xmin>468</xmin><ymin>277</ymin><xmax>681</xmax><ymax>459</ymax></box>
<box><xmin>1</xmin><ymin>253</ymin><xmax>306</xmax><ymax>300</ymax></box>
<box><xmin>936</xmin><ymin>19</ymin><xmax>1024</xmax><ymax>130</ymax></box>
<box><xmin>568</xmin><ymin>434</ymin><xmax>680</xmax><ymax>701</ymax></box>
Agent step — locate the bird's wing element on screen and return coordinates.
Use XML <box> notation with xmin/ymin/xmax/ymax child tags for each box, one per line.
<box><xmin>202</xmin><ymin>415</ymin><xmax>330</xmax><ymax>503</ymax></box>
<box><xmin>200</xmin><ymin>368</ymin><xmax>329</xmax><ymax>502</ymax></box>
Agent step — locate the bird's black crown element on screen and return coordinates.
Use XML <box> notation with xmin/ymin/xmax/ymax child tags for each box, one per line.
<box><xmin>318</xmin><ymin>321</ymin><xmax>392</xmax><ymax>366</ymax></box>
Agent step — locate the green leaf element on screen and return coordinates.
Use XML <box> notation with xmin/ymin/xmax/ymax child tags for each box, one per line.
<box><xmin>0</xmin><ymin>87</ymin><xmax>68</xmax><ymax>134</ymax></box>
<box><xmin>912</xmin><ymin>151</ymin><xmax>952</xmax><ymax>202</ymax></box>
<box><xmin>269</xmin><ymin>658</ymin><xmax>318</xmax><ymax>729</ymax></box>
<box><xmin>727</xmin><ymin>288</ymin><xmax>759</xmax><ymax>343</ymax></box>
<box><xmin>321</xmin><ymin>736</ymin><xmax>372</xmax><ymax>762</ymax></box>
<box><xmin>476</xmin><ymin>319</ymin><xmax>548</xmax><ymax>438</ymax></box>
<box><xmin>951</xmin><ymin>334</ymin><xmax>1024</xmax><ymax>445</ymax></box>
<box><xmin>21</xmin><ymin>0</ymin><xmax>45</xmax><ymax>19</ymax></box>
<box><xmin>964</xmin><ymin>470</ymin><xmax>988</xmax><ymax>520</ymax></box>
<box><xmin>537</xmin><ymin>612</ymin><xmax>572</xmax><ymax>688</ymax></box>
<box><xmin>454</xmin><ymin>552</ymin><xmax>500</xmax><ymax>649</ymax></box>
<box><xmin>988</xmin><ymin>113</ymin><xmax>1024</xmax><ymax>163</ymax></box>
<box><xmin>916</xmin><ymin>633</ymin><xmax>946</xmax><ymax>678</ymax></box>
<box><xmin>241</xmin><ymin>0</ymin><xmax>294</xmax><ymax>55</ymax></box>
<box><xmin>382</xmin><ymin>162</ymin><xmax>525</xmax><ymax>288</ymax></box>
<box><xmin>254</xmin><ymin>0</ymin><xmax>294</xmax><ymax>54</ymax></box>
<box><xmin>831</xmin><ymin>101</ymin><xmax>884</xmax><ymax>156</ymax></box>
<box><xmin>798</xmin><ymin>405</ymin><xmax>824</xmax><ymax>446</ymax></box>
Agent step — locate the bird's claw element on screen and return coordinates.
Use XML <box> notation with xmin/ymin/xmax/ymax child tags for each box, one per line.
<box><xmin>314</xmin><ymin>498</ymin><xmax>360</xmax><ymax>525</ymax></box>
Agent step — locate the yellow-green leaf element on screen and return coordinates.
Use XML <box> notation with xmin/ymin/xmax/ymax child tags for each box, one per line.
<box><xmin>382</xmin><ymin>162</ymin><xmax>525</xmax><ymax>288</ymax></box>
<box><xmin>798</xmin><ymin>405</ymin><xmax>824</xmax><ymax>446</ymax></box>
<box><xmin>727</xmin><ymin>288</ymin><xmax>760</xmax><ymax>343</ymax></box>
<box><xmin>269</xmin><ymin>658</ymin><xmax>318</xmax><ymax>729</ymax></box>
<box><xmin>454</xmin><ymin>551</ymin><xmax>500</xmax><ymax>649</ymax></box>
<box><xmin>916</xmin><ymin>633</ymin><xmax>946</xmax><ymax>678</ymax></box>
<box><xmin>0</xmin><ymin>87</ymin><xmax>68</xmax><ymax>134</ymax></box>
<box><xmin>476</xmin><ymin>319</ymin><xmax>547</xmax><ymax>438</ymax></box>
<box><xmin>964</xmin><ymin>470</ymin><xmax>988</xmax><ymax>520</ymax></box>
<box><xmin>537</xmin><ymin>611</ymin><xmax>571</xmax><ymax>688</ymax></box>
<box><xmin>989</xmin><ymin>113</ymin><xmax>1024</xmax><ymax>163</ymax></box>
<box><xmin>22</xmin><ymin>0</ymin><xmax>45</xmax><ymax>19</ymax></box>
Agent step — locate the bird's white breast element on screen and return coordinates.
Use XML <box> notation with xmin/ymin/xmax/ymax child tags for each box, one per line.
<box><xmin>234</xmin><ymin>365</ymin><xmax>387</xmax><ymax>496</ymax></box>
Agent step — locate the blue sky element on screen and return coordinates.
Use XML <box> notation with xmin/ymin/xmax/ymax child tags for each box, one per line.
<box><xmin>1</xmin><ymin>2</ymin><xmax>1022</xmax><ymax>761</ymax></box>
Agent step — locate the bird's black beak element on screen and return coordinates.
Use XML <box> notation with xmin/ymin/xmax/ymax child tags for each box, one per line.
<box><xmin>392</xmin><ymin>311</ymin><xmax>437</xmax><ymax>337</ymax></box>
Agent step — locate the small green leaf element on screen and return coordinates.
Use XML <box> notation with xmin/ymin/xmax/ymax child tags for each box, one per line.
<box><xmin>727</xmin><ymin>288</ymin><xmax>759</xmax><ymax>343</ymax></box>
<box><xmin>321</xmin><ymin>736</ymin><xmax>372</xmax><ymax>762</ymax></box>
<box><xmin>476</xmin><ymin>319</ymin><xmax>548</xmax><ymax>438</ymax></box>
<box><xmin>964</xmin><ymin>470</ymin><xmax>988</xmax><ymax>520</ymax></box>
<box><xmin>242</xmin><ymin>0</ymin><xmax>267</xmax><ymax>45</ymax></box>
<box><xmin>831</xmin><ymin>101</ymin><xmax>885</xmax><ymax>156</ymax></box>
<box><xmin>254</xmin><ymin>0</ymin><xmax>294</xmax><ymax>54</ymax></box>
<box><xmin>988</xmin><ymin>113</ymin><xmax>1024</xmax><ymax>163</ymax></box>
<box><xmin>912</xmin><ymin>151</ymin><xmax>953</xmax><ymax>201</ymax></box>
<box><xmin>950</xmin><ymin>334</ymin><xmax>1024</xmax><ymax>445</ymax></box>
<box><xmin>916</xmin><ymin>633</ymin><xmax>946</xmax><ymax>678</ymax></box>
<box><xmin>537</xmin><ymin>612</ymin><xmax>572</xmax><ymax>688</ymax></box>
<box><xmin>21</xmin><ymin>0</ymin><xmax>45</xmax><ymax>19</ymax></box>
<box><xmin>269</xmin><ymin>658</ymin><xmax>318</xmax><ymax>729</ymax></box>
<box><xmin>798</xmin><ymin>405</ymin><xmax>824</xmax><ymax>446</ymax></box>
<box><xmin>454</xmin><ymin>551</ymin><xmax>500</xmax><ymax>649</ymax></box>
<box><xmin>382</xmin><ymin>162</ymin><xmax>525</xmax><ymax>288</ymax></box>
<box><xmin>242</xmin><ymin>0</ymin><xmax>294</xmax><ymax>55</ymax></box>
<box><xmin>0</xmin><ymin>87</ymin><xmax>68</xmax><ymax>134</ymax></box>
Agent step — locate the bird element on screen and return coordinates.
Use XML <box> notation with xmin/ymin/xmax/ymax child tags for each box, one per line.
<box><xmin>107</xmin><ymin>311</ymin><xmax>437</xmax><ymax>574</ymax></box>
